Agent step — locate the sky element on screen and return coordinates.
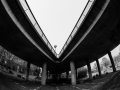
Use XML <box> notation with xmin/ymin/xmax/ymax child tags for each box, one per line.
<box><xmin>20</xmin><ymin>0</ymin><xmax>120</xmax><ymax>70</ymax></box>
<box><xmin>26</xmin><ymin>0</ymin><xmax>88</xmax><ymax>54</ymax></box>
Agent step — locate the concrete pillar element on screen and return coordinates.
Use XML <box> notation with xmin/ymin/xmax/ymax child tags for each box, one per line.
<box><xmin>26</xmin><ymin>62</ymin><xmax>30</xmax><ymax>81</ymax></box>
<box><xmin>38</xmin><ymin>67</ymin><xmax>41</xmax><ymax>77</ymax></box>
<box><xmin>86</xmin><ymin>60</ymin><xmax>93</xmax><ymax>80</ymax></box>
<box><xmin>96</xmin><ymin>59</ymin><xmax>101</xmax><ymax>76</ymax></box>
<box><xmin>76</xmin><ymin>68</ymin><xmax>78</xmax><ymax>79</ymax></box>
<box><xmin>47</xmin><ymin>71</ymin><xmax>49</xmax><ymax>79</ymax></box>
<box><xmin>70</xmin><ymin>61</ymin><xmax>76</xmax><ymax>85</ymax></box>
<box><xmin>66</xmin><ymin>71</ymin><xmax>69</xmax><ymax>79</ymax></box>
<box><xmin>108</xmin><ymin>51</ymin><xmax>116</xmax><ymax>72</ymax></box>
<box><xmin>41</xmin><ymin>63</ymin><xmax>47</xmax><ymax>85</ymax></box>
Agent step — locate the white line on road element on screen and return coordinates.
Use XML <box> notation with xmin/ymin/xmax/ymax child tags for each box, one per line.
<box><xmin>56</xmin><ymin>86</ymin><xmax>59</xmax><ymax>90</ymax></box>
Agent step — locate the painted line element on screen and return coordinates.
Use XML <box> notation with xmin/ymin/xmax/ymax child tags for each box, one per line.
<box><xmin>56</xmin><ymin>86</ymin><xmax>59</xmax><ymax>90</ymax></box>
<box><xmin>15</xmin><ymin>82</ymin><xmax>19</xmax><ymax>84</ymax></box>
<box><xmin>71</xmin><ymin>85</ymin><xmax>82</xmax><ymax>90</ymax></box>
<box><xmin>21</xmin><ymin>85</ymin><xmax>26</xmax><ymax>88</ymax></box>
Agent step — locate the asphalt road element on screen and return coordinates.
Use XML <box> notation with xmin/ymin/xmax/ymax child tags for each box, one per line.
<box><xmin>0</xmin><ymin>70</ymin><xmax>119</xmax><ymax>90</ymax></box>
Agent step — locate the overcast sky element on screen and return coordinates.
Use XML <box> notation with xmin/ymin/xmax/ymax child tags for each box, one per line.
<box><xmin>26</xmin><ymin>0</ymin><xmax>88</xmax><ymax>54</ymax></box>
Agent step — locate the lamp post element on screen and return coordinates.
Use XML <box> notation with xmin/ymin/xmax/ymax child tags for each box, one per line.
<box><xmin>54</xmin><ymin>45</ymin><xmax>57</xmax><ymax>52</ymax></box>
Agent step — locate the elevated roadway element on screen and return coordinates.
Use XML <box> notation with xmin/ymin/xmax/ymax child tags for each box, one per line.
<box><xmin>0</xmin><ymin>0</ymin><xmax>120</xmax><ymax>74</ymax></box>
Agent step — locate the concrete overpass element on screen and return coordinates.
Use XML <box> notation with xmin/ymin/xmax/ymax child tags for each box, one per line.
<box><xmin>0</xmin><ymin>0</ymin><xmax>120</xmax><ymax>85</ymax></box>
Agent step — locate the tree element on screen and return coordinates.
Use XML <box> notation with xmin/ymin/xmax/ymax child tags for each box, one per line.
<box><xmin>93</xmin><ymin>63</ymin><xmax>98</xmax><ymax>72</ymax></box>
<box><xmin>93</xmin><ymin>62</ymin><xmax>103</xmax><ymax>72</ymax></box>
<box><xmin>101</xmin><ymin>57</ymin><xmax>111</xmax><ymax>72</ymax></box>
<box><xmin>77</xmin><ymin>66</ymin><xmax>87</xmax><ymax>78</ymax></box>
<box><xmin>113</xmin><ymin>53</ymin><xmax>120</xmax><ymax>67</ymax></box>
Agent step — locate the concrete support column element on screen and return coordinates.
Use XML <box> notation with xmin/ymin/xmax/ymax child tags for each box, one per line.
<box><xmin>70</xmin><ymin>61</ymin><xmax>76</xmax><ymax>85</ymax></box>
<box><xmin>47</xmin><ymin>71</ymin><xmax>49</xmax><ymax>79</ymax></box>
<box><xmin>86</xmin><ymin>60</ymin><xmax>93</xmax><ymax>80</ymax></box>
<box><xmin>41</xmin><ymin>63</ymin><xmax>47</xmax><ymax>85</ymax></box>
<box><xmin>38</xmin><ymin>67</ymin><xmax>41</xmax><ymax>77</ymax></box>
<box><xmin>66</xmin><ymin>71</ymin><xmax>69</xmax><ymax>79</ymax></box>
<box><xmin>96</xmin><ymin>59</ymin><xmax>101</xmax><ymax>76</ymax></box>
<box><xmin>76</xmin><ymin>68</ymin><xmax>78</xmax><ymax>79</ymax></box>
<box><xmin>26</xmin><ymin>62</ymin><xmax>30</xmax><ymax>81</ymax></box>
<box><xmin>108</xmin><ymin>51</ymin><xmax>116</xmax><ymax>72</ymax></box>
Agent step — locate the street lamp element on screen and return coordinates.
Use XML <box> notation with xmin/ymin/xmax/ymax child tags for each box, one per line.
<box><xmin>54</xmin><ymin>45</ymin><xmax>57</xmax><ymax>52</ymax></box>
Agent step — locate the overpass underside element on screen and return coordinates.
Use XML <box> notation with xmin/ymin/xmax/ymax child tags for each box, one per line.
<box><xmin>0</xmin><ymin>0</ymin><xmax>120</xmax><ymax>88</ymax></box>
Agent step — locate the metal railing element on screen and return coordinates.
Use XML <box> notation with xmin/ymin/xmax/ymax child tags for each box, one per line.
<box><xmin>58</xmin><ymin>0</ymin><xmax>95</xmax><ymax>58</ymax></box>
<box><xmin>18</xmin><ymin>0</ymin><xmax>95</xmax><ymax>58</ymax></box>
<box><xmin>18</xmin><ymin>0</ymin><xmax>57</xmax><ymax>57</ymax></box>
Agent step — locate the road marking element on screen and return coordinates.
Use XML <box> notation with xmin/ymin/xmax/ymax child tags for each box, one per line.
<box><xmin>15</xmin><ymin>82</ymin><xmax>19</xmax><ymax>84</ymax></box>
<box><xmin>113</xmin><ymin>73</ymin><xmax>120</xmax><ymax>82</ymax></box>
<box><xmin>56</xmin><ymin>86</ymin><xmax>59</xmax><ymax>90</ymax></box>
<box><xmin>71</xmin><ymin>85</ymin><xmax>82</xmax><ymax>90</ymax></box>
<box><xmin>21</xmin><ymin>85</ymin><xmax>26</xmax><ymax>88</ymax></box>
<box><xmin>37</xmin><ymin>87</ymin><xmax>39</xmax><ymax>88</ymax></box>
